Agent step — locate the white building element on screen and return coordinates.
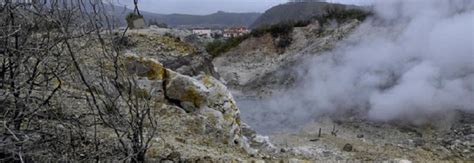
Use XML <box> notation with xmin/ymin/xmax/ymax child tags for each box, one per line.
<box><xmin>223</xmin><ymin>27</ymin><xmax>250</xmax><ymax>38</ymax></box>
<box><xmin>192</xmin><ymin>29</ymin><xmax>212</xmax><ymax>38</ymax></box>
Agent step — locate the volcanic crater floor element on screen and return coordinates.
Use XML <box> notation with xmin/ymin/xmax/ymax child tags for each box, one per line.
<box><xmin>238</xmin><ymin>104</ymin><xmax>474</xmax><ymax>162</ymax></box>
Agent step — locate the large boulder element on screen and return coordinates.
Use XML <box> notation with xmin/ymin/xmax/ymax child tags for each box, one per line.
<box><xmin>165</xmin><ymin>71</ymin><xmax>210</xmax><ymax>112</ymax></box>
<box><xmin>124</xmin><ymin>54</ymin><xmax>249</xmax><ymax>158</ymax></box>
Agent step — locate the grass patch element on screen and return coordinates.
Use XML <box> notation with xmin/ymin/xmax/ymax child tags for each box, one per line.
<box><xmin>125</xmin><ymin>12</ymin><xmax>144</xmax><ymax>29</ymax></box>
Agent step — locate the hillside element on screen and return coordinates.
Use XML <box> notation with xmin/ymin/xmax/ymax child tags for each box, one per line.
<box><xmin>151</xmin><ymin>11</ymin><xmax>261</xmax><ymax>28</ymax></box>
<box><xmin>250</xmin><ymin>2</ymin><xmax>360</xmax><ymax>29</ymax></box>
<box><xmin>112</xmin><ymin>6</ymin><xmax>260</xmax><ymax>28</ymax></box>
<box><xmin>36</xmin><ymin>2</ymin><xmax>260</xmax><ymax>28</ymax></box>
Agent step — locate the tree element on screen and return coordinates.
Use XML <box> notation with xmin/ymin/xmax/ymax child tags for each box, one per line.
<box><xmin>0</xmin><ymin>0</ymin><xmax>156</xmax><ymax>162</ymax></box>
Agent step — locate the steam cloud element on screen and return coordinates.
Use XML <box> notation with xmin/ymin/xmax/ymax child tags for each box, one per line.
<box><xmin>239</xmin><ymin>0</ymin><xmax>474</xmax><ymax>133</ymax></box>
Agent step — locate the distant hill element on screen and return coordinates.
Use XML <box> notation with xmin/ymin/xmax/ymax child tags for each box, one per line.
<box><xmin>110</xmin><ymin>6</ymin><xmax>260</xmax><ymax>28</ymax></box>
<box><xmin>250</xmin><ymin>2</ymin><xmax>360</xmax><ymax>29</ymax></box>
<box><xmin>149</xmin><ymin>11</ymin><xmax>261</xmax><ymax>28</ymax></box>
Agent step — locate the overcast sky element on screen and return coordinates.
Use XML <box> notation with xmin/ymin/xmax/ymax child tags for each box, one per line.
<box><xmin>114</xmin><ymin>0</ymin><xmax>373</xmax><ymax>15</ymax></box>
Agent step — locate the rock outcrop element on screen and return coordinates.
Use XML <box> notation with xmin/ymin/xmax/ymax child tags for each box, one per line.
<box><xmin>214</xmin><ymin>19</ymin><xmax>361</xmax><ymax>97</ymax></box>
<box><xmin>125</xmin><ymin>54</ymin><xmax>253</xmax><ymax>160</ymax></box>
<box><xmin>125</xmin><ymin>30</ymin><xmax>220</xmax><ymax>79</ymax></box>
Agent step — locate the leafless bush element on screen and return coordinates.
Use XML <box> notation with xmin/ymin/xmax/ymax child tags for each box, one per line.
<box><xmin>0</xmin><ymin>0</ymin><xmax>156</xmax><ymax>162</ymax></box>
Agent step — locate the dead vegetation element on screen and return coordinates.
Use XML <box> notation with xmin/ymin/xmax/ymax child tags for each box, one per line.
<box><xmin>0</xmin><ymin>1</ymin><xmax>158</xmax><ymax>162</ymax></box>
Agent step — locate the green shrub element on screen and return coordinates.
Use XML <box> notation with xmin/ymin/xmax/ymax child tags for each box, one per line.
<box><xmin>112</xmin><ymin>33</ymin><xmax>135</xmax><ymax>50</ymax></box>
<box><xmin>125</xmin><ymin>12</ymin><xmax>144</xmax><ymax>29</ymax></box>
<box><xmin>206</xmin><ymin>20</ymin><xmax>306</xmax><ymax>56</ymax></box>
<box><xmin>276</xmin><ymin>35</ymin><xmax>293</xmax><ymax>49</ymax></box>
<box><xmin>269</xmin><ymin>22</ymin><xmax>294</xmax><ymax>37</ymax></box>
<box><xmin>206</xmin><ymin>36</ymin><xmax>249</xmax><ymax>57</ymax></box>
<box><xmin>293</xmin><ymin>20</ymin><xmax>312</xmax><ymax>27</ymax></box>
<box><xmin>318</xmin><ymin>6</ymin><xmax>372</xmax><ymax>24</ymax></box>
<box><xmin>250</xmin><ymin>20</ymin><xmax>307</xmax><ymax>49</ymax></box>
<box><xmin>249</xmin><ymin>25</ymin><xmax>268</xmax><ymax>37</ymax></box>
<box><xmin>206</xmin><ymin>20</ymin><xmax>303</xmax><ymax>57</ymax></box>
<box><xmin>250</xmin><ymin>20</ymin><xmax>306</xmax><ymax>38</ymax></box>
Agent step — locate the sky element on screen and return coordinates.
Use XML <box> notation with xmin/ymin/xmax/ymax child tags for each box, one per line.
<box><xmin>113</xmin><ymin>0</ymin><xmax>373</xmax><ymax>15</ymax></box>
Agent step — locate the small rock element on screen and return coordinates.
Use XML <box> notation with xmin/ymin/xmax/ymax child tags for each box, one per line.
<box><xmin>343</xmin><ymin>143</ymin><xmax>353</xmax><ymax>152</ymax></box>
<box><xmin>394</xmin><ymin>159</ymin><xmax>413</xmax><ymax>163</ymax></box>
<box><xmin>462</xmin><ymin>141</ymin><xmax>472</xmax><ymax>146</ymax></box>
<box><xmin>242</xmin><ymin>123</ymin><xmax>257</xmax><ymax>139</ymax></box>
<box><xmin>455</xmin><ymin>139</ymin><xmax>462</xmax><ymax>144</ymax></box>
<box><xmin>166</xmin><ymin>151</ymin><xmax>181</xmax><ymax>161</ymax></box>
<box><xmin>234</xmin><ymin>139</ymin><xmax>240</xmax><ymax>145</ymax></box>
<box><xmin>175</xmin><ymin>137</ymin><xmax>186</xmax><ymax>143</ymax></box>
<box><xmin>413</xmin><ymin>138</ymin><xmax>425</xmax><ymax>147</ymax></box>
<box><xmin>289</xmin><ymin>158</ymin><xmax>300</xmax><ymax>163</ymax></box>
<box><xmin>195</xmin><ymin>156</ymin><xmax>213</xmax><ymax>163</ymax></box>
<box><xmin>322</xmin><ymin>151</ymin><xmax>332</xmax><ymax>157</ymax></box>
<box><xmin>161</xmin><ymin>160</ymin><xmax>174</xmax><ymax>163</ymax></box>
<box><xmin>357</xmin><ymin>134</ymin><xmax>364</xmax><ymax>138</ymax></box>
<box><xmin>261</xmin><ymin>155</ymin><xmax>271</xmax><ymax>160</ymax></box>
<box><xmin>280</xmin><ymin>148</ymin><xmax>287</xmax><ymax>153</ymax></box>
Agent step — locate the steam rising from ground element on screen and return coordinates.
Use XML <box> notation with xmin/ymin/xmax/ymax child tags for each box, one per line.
<box><xmin>239</xmin><ymin>0</ymin><xmax>474</xmax><ymax>133</ymax></box>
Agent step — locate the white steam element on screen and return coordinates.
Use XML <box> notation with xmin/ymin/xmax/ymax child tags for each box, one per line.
<box><xmin>239</xmin><ymin>0</ymin><xmax>474</xmax><ymax>132</ymax></box>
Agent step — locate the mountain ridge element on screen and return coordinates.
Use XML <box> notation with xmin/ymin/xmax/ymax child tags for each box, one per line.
<box><xmin>250</xmin><ymin>2</ymin><xmax>361</xmax><ymax>29</ymax></box>
<box><xmin>112</xmin><ymin>6</ymin><xmax>260</xmax><ymax>28</ymax></box>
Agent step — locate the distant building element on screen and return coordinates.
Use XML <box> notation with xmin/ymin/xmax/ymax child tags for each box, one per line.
<box><xmin>223</xmin><ymin>27</ymin><xmax>250</xmax><ymax>38</ymax></box>
<box><xmin>210</xmin><ymin>29</ymin><xmax>223</xmax><ymax>38</ymax></box>
<box><xmin>192</xmin><ymin>29</ymin><xmax>212</xmax><ymax>38</ymax></box>
<box><xmin>192</xmin><ymin>27</ymin><xmax>249</xmax><ymax>39</ymax></box>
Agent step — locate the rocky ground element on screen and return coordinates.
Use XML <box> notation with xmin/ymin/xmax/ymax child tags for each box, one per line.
<box><xmin>109</xmin><ymin>19</ymin><xmax>474</xmax><ymax>162</ymax></box>
<box><xmin>0</xmin><ymin>26</ymin><xmax>254</xmax><ymax>162</ymax></box>
<box><xmin>264</xmin><ymin>114</ymin><xmax>473</xmax><ymax>161</ymax></box>
<box><xmin>236</xmin><ymin>97</ymin><xmax>473</xmax><ymax>161</ymax></box>
<box><xmin>7</xmin><ymin>21</ymin><xmax>469</xmax><ymax>162</ymax></box>
<box><xmin>213</xmin><ymin>20</ymin><xmax>360</xmax><ymax>97</ymax></box>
